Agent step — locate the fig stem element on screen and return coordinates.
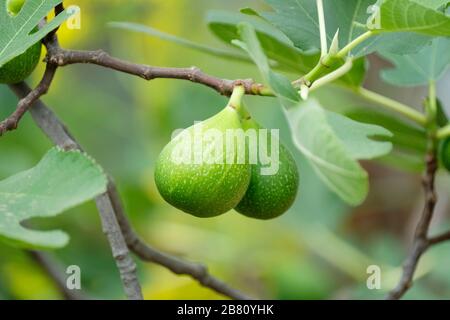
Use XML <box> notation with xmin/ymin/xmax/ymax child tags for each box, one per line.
<box><xmin>292</xmin><ymin>30</ymin><xmax>376</xmax><ymax>88</ymax></box>
<box><xmin>426</xmin><ymin>80</ymin><xmax>438</xmax><ymax>131</ymax></box>
<box><xmin>355</xmin><ymin>87</ymin><xmax>427</xmax><ymax>126</ymax></box>
<box><xmin>437</xmin><ymin>124</ymin><xmax>450</xmax><ymax>139</ymax></box>
<box><xmin>316</xmin><ymin>0</ymin><xmax>328</xmax><ymax>58</ymax></box>
<box><xmin>228</xmin><ymin>85</ymin><xmax>245</xmax><ymax>112</ymax></box>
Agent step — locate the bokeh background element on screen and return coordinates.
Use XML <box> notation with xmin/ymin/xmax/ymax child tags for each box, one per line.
<box><xmin>1</xmin><ymin>0</ymin><xmax>450</xmax><ymax>300</ymax></box>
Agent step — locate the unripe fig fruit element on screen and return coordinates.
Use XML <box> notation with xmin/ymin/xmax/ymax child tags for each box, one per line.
<box><xmin>0</xmin><ymin>0</ymin><xmax>42</xmax><ymax>84</ymax></box>
<box><xmin>440</xmin><ymin>137</ymin><xmax>450</xmax><ymax>172</ymax></box>
<box><xmin>235</xmin><ymin>118</ymin><xmax>299</xmax><ymax>220</ymax></box>
<box><xmin>154</xmin><ymin>89</ymin><xmax>251</xmax><ymax>217</ymax></box>
<box><xmin>7</xmin><ymin>0</ymin><xmax>25</xmax><ymax>15</ymax></box>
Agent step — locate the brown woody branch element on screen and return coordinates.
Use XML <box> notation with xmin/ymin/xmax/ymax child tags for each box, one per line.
<box><xmin>9</xmin><ymin>82</ymin><xmax>143</xmax><ymax>300</ymax></box>
<box><xmin>385</xmin><ymin>147</ymin><xmax>443</xmax><ymax>299</ymax></box>
<box><xmin>107</xmin><ymin>183</ymin><xmax>253</xmax><ymax>300</ymax></box>
<box><xmin>8</xmin><ymin>82</ymin><xmax>252</xmax><ymax>300</ymax></box>
<box><xmin>42</xmin><ymin>30</ymin><xmax>267</xmax><ymax>97</ymax></box>
<box><xmin>428</xmin><ymin>231</ymin><xmax>450</xmax><ymax>245</ymax></box>
<box><xmin>0</xmin><ymin>63</ymin><xmax>57</xmax><ymax>136</ymax></box>
<box><xmin>45</xmin><ymin>48</ymin><xmax>267</xmax><ymax>96</ymax></box>
<box><xmin>1</xmin><ymin>31</ymin><xmax>267</xmax><ymax>137</ymax></box>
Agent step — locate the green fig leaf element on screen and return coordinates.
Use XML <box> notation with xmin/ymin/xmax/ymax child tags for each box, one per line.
<box><xmin>209</xmin><ymin>10</ymin><xmax>294</xmax><ymax>45</ymax></box>
<box><xmin>109</xmin><ymin>14</ymin><xmax>319</xmax><ymax>74</ymax></box>
<box><xmin>0</xmin><ymin>0</ymin><xmax>74</xmax><ymax>68</ymax></box>
<box><xmin>233</xmin><ymin>22</ymin><xmax>300</xmax><ymax>107</ymax></box>
<box><xmin>327</xmin><ymin>111</ymin><xmax>393</xmax><ymax>160</ymax></box>
<box><xmin>355</xmin><ymin>32</ymin><xmax>433</xmax><ymax>57</ymax></box>
<box><xmin>108</xmin><ymin>21</ymin><xmax>250</xmax><ymax>63</ymax></box>
<box><xmin>380</xmin><ymin>36</ymin><xmax>450</xmax><ymax>86</ymax></box>
<box><xmin>378</xmin><ymin>150</ymin><xmax>426</xmax><ymax>173</ymax></box>
<box><xmin>346</xmin><ymin>109</ymin><xmax>427</xmax><ymax>154</ymax></box>
<box><xmin>287</xmin><ymin>100</ymin><xmax>369</xmax><ymax>206</ymax></box>
<box><xmin>415</xmin><ymin>0</ymin><xmax>449</xmax><ymax>10</ymax></box>
<box><xmin>0</xmin><ymin>147</ymin><xmax>107</xmax><ymax>249</ymax></box>
<box><xmin>380</xmin><ymin>0</ymin><xmax>450</xmax><ymax>36</ymax></box>
<box><xmin>207</xmin><ymin>10</ymin><xmax>320</xmax><ymax>74</ymax></box>
<box><xmin>261</xmin><ymin>0</ymin><xmax>438</xmax><ymax>56</ymax></box>
<box><xmin>262</xmin><ymin>0</ymin><xmax>373</xmax><ymax>52</ymax></box>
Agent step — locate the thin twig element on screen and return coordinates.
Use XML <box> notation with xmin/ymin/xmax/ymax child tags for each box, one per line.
<box><xmin>0</xmin><ymin>17</ymin><xmax>59</xmax><ymax>137</ymax></box>
<box><xmin>0</xmin><ymin>64</ymin><xmax>57</xmax><ymax>136</ymax></box>
<box><xmin>385</xmin><ymin>152</ymin><xmax>438</xmax><ymax>300</ymax></box>
<box><xmin>428</xmin><ymin>231</ymin><xmax>450</xmax><ymax>246</ymax></box>
<box><xmin>1</xmin><ymin>33</ymin><xmax>270</xmax><ymax>136</ymax></box>
<box><xmin>384</xmin><ymin>81</ymin><xmax>450</xmax><ymax>299</ymax></box>
<box><xmin>9</xmin><ymin>83</ymin><xmax>143</xmax><ymax>300</ymax></box>
<box><xmin>44</xmin><ymin>41</ymin><xmax>270</xmax><ymax>97</ymax></box>
<box><xmin>107</xmin><ymin>183</ymin><xmax>253</xmax><ymax>300</ymax></box>
<box><xmin>27</xmin><ymin>250</ymin><xmax>86</xmax><ymax>300</ymax></box>
<box><xmin>8</xmin><ymin>82</ymin><xmax>253</xmax><ymax>300</ymax></box>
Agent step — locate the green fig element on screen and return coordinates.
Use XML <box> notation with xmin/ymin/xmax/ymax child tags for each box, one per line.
<box><xmin>0</xmin><ymin>0</ymin><xmax>42</xmax><ymax>84</ymax></box>
<box><xmin>440</xmin><ymin>137</ymin><xmax>450</xmax><ymax>172</ymax></box>
<box><xmin>235</xmin><ymin>118</ymin><xmax>299</xmax><ymax>220</ymax></box>
<box><xmin>7</xmin><ymin>0</ymin><xmax>25</xmax><ymax>15</ymax></box>
<box><xmin>154</xmin><ymin>87</ymin><xmax>251</xmax><ymax>217</ymax></box>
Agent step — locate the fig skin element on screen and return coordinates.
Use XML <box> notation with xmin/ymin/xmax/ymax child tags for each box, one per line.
<box><xmin>0</xmin><ymin>43</ymin><xmax>41</xmax><ymax>84</ymax></box>
<box><xmin>7</xmin><ymin>0</ymin><xmax>25</xmax><ymax>15</ymax></box>
<box><xmin>154</xmin><ymin>106</ymin><xmax>251</xmax><ymax>218</ymax></box>
<box><xmin>0</xmin><ymin>0</ymin><xmax>42</xmax><ymax>84</ymax></box>
<box><xmin>235</xmin><ymin>119</ymin><xmax>299</xmax><ymax>220</ymax></box>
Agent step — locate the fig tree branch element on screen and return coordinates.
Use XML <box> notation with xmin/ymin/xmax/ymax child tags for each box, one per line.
<box><xmin>385</xmin><ymin>82</ymin><xmax>448</xmax><ymax>300</ymax></box>
<box><xmin>27</xmin><ymin>250</ymin><xmax>86</xmax><ymax>300</ymax></box>
<box><xmin>0</xmin><ymin>63</ymin><xmax>57</xmax><ymax>136</ymax></box>
<box><xmin>0</xmin><ymin>32</ymin><xmax>271</xmax><ymax>137</ymax></box>
<box><xmin>385</xmin><ymin>151</ymin><xmax>438</xmax><ymax>300</ymax></box>
<box><xmin>0</xmin><ymin>15</ymin><xmax>63</xmax><ymax>137</ymax></box>
<box><xmin>9</xmin><ymin>82</ymin><xmax>143</xmax><ymax>300</ymax></box>
<box><xmin>107</xmin><ymin>183</ymin><xmax>253</xmax><ymax>300</ymax></box>
<box><xmin>428</xmin><ymin>230</ymin><xmax>450</xmax><ymax>245</ymax></box>
<box><xmin>44</xmin><ymin>35</ymin><xmax>271</xmax><ymax>97</ymax></box>
<box><xmin>8</xmin><ymin>82</ymin><xmax>253</xmax><ymax>300</ymax></box>
<box><xmin>43</xmin><ymin>36</ymin><xmax>429</xmax><ymax>129</ymax></box>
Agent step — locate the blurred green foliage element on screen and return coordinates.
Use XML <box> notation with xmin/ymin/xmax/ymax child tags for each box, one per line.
<box><xmin>0</xmin><ymin>0</ymin><xmax>449</xmax><ymax>300</ymax></box>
